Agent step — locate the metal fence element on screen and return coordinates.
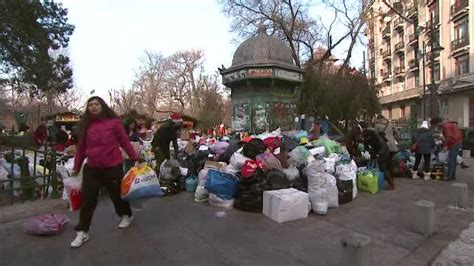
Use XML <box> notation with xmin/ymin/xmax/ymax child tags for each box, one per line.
<box><xmin>390</xmin><ymin>118</ymin><xmax>419</xmax><ymax>149</ymax></box>
<box><xmin>0</xmin><ymin>138</ymin><xmax>61</xmax><ymax>206</ymax></box>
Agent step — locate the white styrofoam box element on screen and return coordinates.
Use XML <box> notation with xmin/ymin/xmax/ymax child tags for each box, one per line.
<box><xmin>262</xmin><ymin>188</ymin><xmax>310</xmax><ymax>223</ymax></box>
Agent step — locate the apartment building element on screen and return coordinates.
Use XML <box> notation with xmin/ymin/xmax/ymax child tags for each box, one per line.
<box><xmin>365</xmin><ymin>0</ymin><xmax>473</xmax><ymax>127</ymax></box>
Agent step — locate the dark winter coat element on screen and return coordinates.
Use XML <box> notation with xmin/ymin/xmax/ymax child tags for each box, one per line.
<box><xmin>412</xmin><ymin>128</ymin><xmax>435</xmax><ymax>155</ymax></box>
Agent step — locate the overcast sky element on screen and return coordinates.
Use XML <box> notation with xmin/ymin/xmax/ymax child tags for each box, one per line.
<box><xmin>60</xmin><ymin>0</ymin><xmax>364</xmax><ymax>101</ymax></box>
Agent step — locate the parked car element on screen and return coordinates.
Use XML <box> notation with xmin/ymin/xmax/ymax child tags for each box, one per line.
<box><xmin>460</xmin><ymin>127</ymin><xmax>474</xmax><ymax>156</ymax></box>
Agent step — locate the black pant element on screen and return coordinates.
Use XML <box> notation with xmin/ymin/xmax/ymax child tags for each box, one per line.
<box><xmin>413</xmin><ymin>153</ymin><xmax>431</xmax><ymax>172</ymax></box>
<box><xmin>75</xmin><ymin>164</ymin><xmax>132</xmax><ymax>232</ymax></box>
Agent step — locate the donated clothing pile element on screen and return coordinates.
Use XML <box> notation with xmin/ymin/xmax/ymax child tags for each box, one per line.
<box><xmin>167</xmin><ymin>129</ymin><xmax>372</xmax><ymax>223</ymax></box>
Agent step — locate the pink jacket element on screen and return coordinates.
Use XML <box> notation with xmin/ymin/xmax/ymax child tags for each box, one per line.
<box><xmin>74</xmin><ymin>118</ymin><xmax>139</xmax><ymax>171</ymax></box>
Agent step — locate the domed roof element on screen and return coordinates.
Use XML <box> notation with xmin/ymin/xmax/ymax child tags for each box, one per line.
<box><xmin>231</xmin><ymin>29</ymin><xmax>296</xmax><ymax>69</ymax></box>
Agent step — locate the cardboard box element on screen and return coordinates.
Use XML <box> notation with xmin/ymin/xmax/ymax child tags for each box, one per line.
<box><xmin>263</xmin><ymin>188</ymin><xmax>309</xmax><ymax>223</ymax></box>
<box><xmin>204</xmin><ymin>161</ymin><xmax>227</xmax><ymax>170</ymax></box>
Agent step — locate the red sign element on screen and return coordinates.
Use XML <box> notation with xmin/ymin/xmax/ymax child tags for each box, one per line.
<box><xmin>248</xmin><ymin>68</ymin><xmax>273</xmax><ymax>77</ymax></box>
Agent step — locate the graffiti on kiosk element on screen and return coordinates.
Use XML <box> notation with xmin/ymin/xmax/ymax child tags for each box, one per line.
<box><xmin>232</xmin><ymin>104</ymin><xmax>249</xmax><ymax>132</ymax></box>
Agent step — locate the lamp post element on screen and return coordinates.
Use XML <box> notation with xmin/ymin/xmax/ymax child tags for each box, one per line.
<box><xmin>427</xmin><ymin>12</ymin><xmax>444</xmax><ymax>119</ymax></box>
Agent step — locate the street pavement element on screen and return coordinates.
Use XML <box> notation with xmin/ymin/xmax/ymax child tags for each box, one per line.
<box><xmin>1</xmin><ymin>158</ymin><xmax>474</xmax><ymax>266</ymax></box>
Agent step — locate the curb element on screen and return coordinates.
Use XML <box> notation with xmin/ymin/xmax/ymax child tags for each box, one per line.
<box><xmin>0</xmin><ymin>199</ymin><xmax>68</xmax><ymax>224</ymax></box>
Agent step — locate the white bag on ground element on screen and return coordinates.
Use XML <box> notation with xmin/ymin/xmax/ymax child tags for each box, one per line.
<box><xmin>208</xmin><ymin>193</ymin><xmax>234</xmax><ymax>209</ymax></box>
<box><xmin>194</xmin><ymin>185</ymin><xmax>208</xmax><ymax>202</ymax></box>
<box><xmin>335</xmin><ymin>160</ymin><xmax>358</xmax><ymax>199</ymax></box>
<box><xmin>305</xmin><ymin>160</ymin><xmax>339</xmax><ymax>210</ymax></box>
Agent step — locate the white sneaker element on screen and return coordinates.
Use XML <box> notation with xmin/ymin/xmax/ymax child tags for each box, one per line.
<box><xmin>118</xmin><ymin>216</ymin><xmax>134</xmax><ymax>229</ymax></box>
<box><xmin>411</xmin><ymin>171</ymin><xmax>419</xmax><ymax>179</ymax></box>
<box><xmin>70</xmin><ymin>231</ymin><xmax>89</xmax><ymax>248</ymax></box>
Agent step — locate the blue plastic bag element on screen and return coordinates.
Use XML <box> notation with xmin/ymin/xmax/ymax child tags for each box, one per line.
<box><xmin>185</xmin><ymin>176</ymin><xmax>198</xmax><ymax>192</ymax></box>
<box><xmin>205</xmin><ymin>169</ymin><xmax>239</xmax><ymax>200</ymax></box>
<box><xmin>368</xmin><ymin>160</ymin><xmax>384</xmax><ymax>191</ymax></box>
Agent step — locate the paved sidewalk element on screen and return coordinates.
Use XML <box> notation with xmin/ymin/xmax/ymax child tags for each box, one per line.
<box><xmin>1</xmin><ymin>158</ymin><xmax>473</xmax><ymax>266</ymax></box>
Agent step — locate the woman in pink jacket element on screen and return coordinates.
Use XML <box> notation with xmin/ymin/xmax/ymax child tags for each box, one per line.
<box><xmin>70</xmin><ymin>96</ymin><xmax>139</xmax><ymax>248</ymax></box>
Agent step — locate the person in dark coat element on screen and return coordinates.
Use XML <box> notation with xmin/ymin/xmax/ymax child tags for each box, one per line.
<box><xmin>363</xmin><ymin>128</ymin><xmax>395</xmax><ymax>190</ymax></box>
<box><xmin>151</xmin><ymin>113</ymin><xmax>183</xmax><ymax>172</ymax></box>
<box><xmin>411</xmin><ymin>121</ymin><xmax>435</xmax><ymax>180</ymax></box>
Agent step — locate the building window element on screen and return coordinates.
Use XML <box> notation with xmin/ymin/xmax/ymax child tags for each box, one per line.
<box><xmin>454</xmin><ymin>17</ymin><xmax>469</xmax><ymax>41</ymax></box>
<box><xmin>455</xmin><ymin>54</ymin><xmax>469</xmax><ymax>75</ymax></box>
<box><xmin>415</xmin><ymin>74</ymin><xmax>420</xmax><ymax>87</ymax></box>
<box><xmin>432</xmin><ymin>63</ymin><xmax>440</xmax><ymax>82</ymax></box>
<box><xmin>400</xmin><ymin>104</ymin><xmax>406</xmax><ymax>118</ymax></box>
<box><xmin>388</xmin><ymin>106</ymin><xmax>392</xmax><ymax>119</ymax></box>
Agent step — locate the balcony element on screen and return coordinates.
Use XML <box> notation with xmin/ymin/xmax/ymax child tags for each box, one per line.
<box><xmin>408</xmin><ymin>33</ymin><xmax>418</xmax><ymax>46</ymax></box>
<box><xmin>383</xmin><ymin>26</ymin><xmax>391</xmax><ymax>39</ymax></box>
<box><xmin>369</xmin><ymin>57</ymin><xmax>375</xmax><ymax>65</ymax></box>
<box><xmin>394</xmin><ymin>18</ymin><xmax>404</xmax><ymax>31</ymax></box>
<box><xmin>450</xmin><ymin>0</ymin><xmax>469</xmax><ymax>21</ymax></box>
<box><xmin>425</xmin><ymin>17</ymin><xmax>440</xmax><ymax>33</ymax></box>
<box><xmin>379</xmin><ymin>87</ymin><xmax>422</xmax><ymax>105</ymax></box>
<box><xmin>451</xmin><ymin>36</ymin><xmax>469</xmax><ymax>53</ymax></box>
<box><xmin>408</xmin><ymin>59</ymin><xmax>419</xmax><ymax>72</ymax></box>
<box><xmin>383</xmin><ymin>72</ymin><xmax>392</xmax><ymax>82</ymax></box>
<box><xmin>405</xmin><ymin>6</ymin><xmax>418</xmax><ymax>19</ymax></box>
<box><xmin>395</xmin><ymin>66</ymin><xmax>405</xmax><ymax>77</ymax></box>
<box><xmin>369</xmin><ymin>38</ymin><xmax>374</xmax><ymax>48</ymax></box>
<box><xmin>394</xmin><ymin>41</ymin><xmax>405</xmax><ymax>54</ymax></box>
<box><xmin>382</xmin><ymin>50</ymin><xmax>392</xmax><ymax>61</ymax></box>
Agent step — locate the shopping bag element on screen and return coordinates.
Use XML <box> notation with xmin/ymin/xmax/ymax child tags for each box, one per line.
<box><xmin>69</xmin><ymin>189</ymin><xmax>82</xmax><ymax>211</ymax></box>
<box><xmin>121</xmin><ymin>163</ymin><xmax>164</xmax><ymax>201</ymax></box>
<box><xmin>205</xmin><ymin>169</ymin><xmax>239</xmax><ymax>200</ymax></box>
<box><xmin>357</xmin><ymin>170</ymin><xmax>378</xmax><ymax>194</ymax></box>
<box><xmin>368</xmin><ymin>160</ymin><xmax>384</xmax><ymax>191</ymax></box>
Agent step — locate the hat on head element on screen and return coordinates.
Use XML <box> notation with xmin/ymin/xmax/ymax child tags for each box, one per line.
<box><xmin>169</xmin><ymin>112</ymin><xmax>183</xmax><ymax>123</ymax></box>
<box><xmin>420</xmin><ymin>121</ymin><xmax>429</xmax><ymax>129</ymax></box>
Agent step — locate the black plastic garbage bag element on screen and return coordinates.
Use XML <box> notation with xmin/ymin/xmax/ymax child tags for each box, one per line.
<box><xmin>266</xmin><ymin>169</ymin><xmax>291</xmax><ymax>190</ymax></box>
<box><xmin>188</xmin><ymin>150</ymin><xmax>210</xmax><ymax>177</ymax></box>
<box><xmin>242</xmin><ymin>138</ymin><xmax>267</xmax><ymax>159</ymax></box>
<box><xmin>219</xmin><ymin>139</ymin><xmax>243</xmax><ymax>163</ymax></box>
<box><xmin>234</xmin><ymin>168</ymin><xmax>270</xmax><ymax>213</ymax></box>
<box><xmin>291</xmin><ymin>166</ymin><xmax>308</xmax><ymax>192</ymax></box>
<box><xmin>281</xmin><ymin>135</ymin><xmax>299</xmax><ymax>152</ymax></box>
<box><xmin>336</xmin><ymin>179</ymin><xmax>353</xmax><ymax>204</ymax></box>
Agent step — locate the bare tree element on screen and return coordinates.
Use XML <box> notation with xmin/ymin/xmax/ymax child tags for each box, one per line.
<box><xmin>219</xmin><ymin>0</ymin><xmax>321</xmax><ymax>66</ymax></box>
<box><xmin>109</xmin><ymin>87</ymin><xmax>142</xmax><ymax>115</ymax></box>
<box><xmin>321</xmin><ymin>0</ymin><xmax>366</xmax><ymax>73</ymax></box>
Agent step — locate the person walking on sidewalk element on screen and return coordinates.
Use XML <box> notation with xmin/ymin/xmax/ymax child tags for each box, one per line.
<box><xmin>430</xmin><ymin>117</ymin><xmax>463</xmax><ymax>180</ymax></box>
<box><xmin>70</xmin><ymin>96</ymin><xmax>139</xmax><ymax>248</ymax></box>
<box><xmin>411</xmin><ymin>121</ymin><xmax>435</xmax><ymax>180</ymax></box>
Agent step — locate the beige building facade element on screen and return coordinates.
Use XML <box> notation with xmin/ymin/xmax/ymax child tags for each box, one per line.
<box><xmin>365</xmin><ymin>0</ymin><xmax>473</xmax><ymax>127</ymax></box>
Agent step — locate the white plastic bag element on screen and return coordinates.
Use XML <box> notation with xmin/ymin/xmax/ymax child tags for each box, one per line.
<box><xmin>194</xmin><ymin>185</ymin><xmax>208</xmax><ymax>202</ymax></box>
<box><xmin>282</xmin><ymin>166</ymin><xmax>299</xmax><ymax>181</ymax></box>
<box><xmin>121</xmin><ymin>163</ymin><xmax>164</xmax><ymax>201</ymax></box>
<box><xmin>208</xmin><ymin>193</ymin><xmax>234</xmax><ymax>209</ymax></box>
<box><xmin>198</xmin><ymin>168</ymin><xmax>210</xmax><ymax>187</ymax></box>
<box><xmin>230</xmin><ymin>152</ymin><xmax>249</xmax><ymax>169</ymax></box>
<box><xmin>335</xmin><ymin>160</ymin><xmax>358</xmax><ymax>199</ymax></box>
